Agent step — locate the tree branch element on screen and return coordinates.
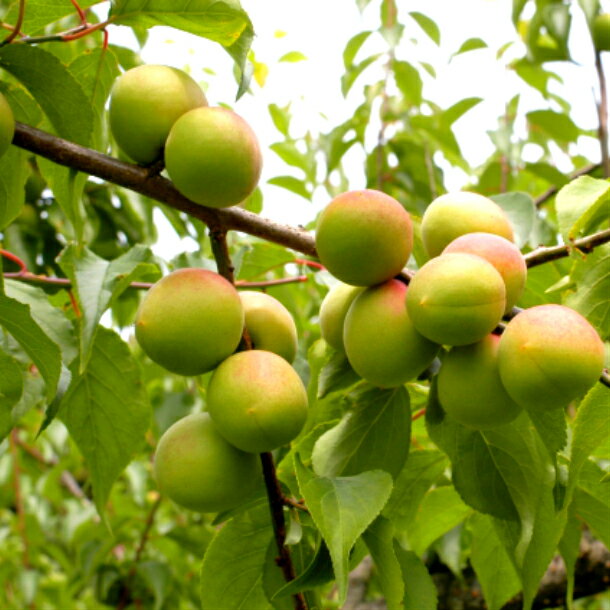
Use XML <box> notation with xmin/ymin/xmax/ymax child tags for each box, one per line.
<box><xmin>525</xmin><ymin>228</ymin><xmax>610</xmax><ymax>267</ymax></box>
<box><xmin>534</xmin><ymin>162</ymin><xmax>602</xmax><ymax>207</ymax></box>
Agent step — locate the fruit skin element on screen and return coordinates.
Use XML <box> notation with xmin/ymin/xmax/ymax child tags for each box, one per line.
<box><xmin>109</xmin><ymin>65</ymin><xmax>207</xmax><ymax>165</ymax></box>
<box><xmin>438</xmin><ymin>334</ymin><xmax>522</xmax><ymax>429</ymax></box>
<box><xmin>315</xmin><ymin>189</ymin><xmax>413</xmax><ymax>286</ymax></box>
<box><xmin>135</xmin><ymin>268</ymin><xmax>244</xmax><ymax>376</ymax></box>
<box><xmin>498</xmin><ymin>305</ymin><xmax>605</xmax><ymax>410</ymax></box>
<box><xmin>443</xmin><ymin>232</ymin><xmax>527</xmax><ymax>312</ymax></box>
<box><xmin>343</xmin><ymin>279</ymin><xmax>439</xmax><ymax>387</ymax></box>
<box><xmin>165</xmin><ymin>107</ymin><xmax>262</xmax><ymax>208</ymax></box>
<box><xmin>421</xmin><ymin>192</ymin><xmax>514</xmax><ymax>258</ymax></box>
<box><xmin>154</xmin><ymin>412</ymin><xmax>260</xmax><ymax>512</ymax></box>
<box><xmin>406</xmin><ymin>253</ymin><xmax>506</xmax><ymax>346</ymax></box>
<box><xmin>207</xmin><ymin>350</ymin><xmax>308</xmax><ymax>453</ymax></box>
<box><xmin>0</xmin><ymin>91</ymin><xmax>15</xmax><ymax>158</ymax></box>
<box><xmin>592</xmin><ymin>14</ymin><xmax>610</xmax><ymax>52</ymax></box>
<box><xmin>240</xmin><ymin>291</ymin><xmax>298</xmax><ymax>363</ymax></box>
<box><xmin>319</xmin><ymin>283</ymin><xmax>364</xmax><ymax>352</ymax></box>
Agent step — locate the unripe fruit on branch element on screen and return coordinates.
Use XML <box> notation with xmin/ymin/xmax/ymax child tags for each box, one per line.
<box><xmin>135</xmin><ymin>268</ymin><xmax>244</xmax><ymax>376</ymax></box>
<box><xmin>315</xmin><ymin>189</ymin><xmax>413</xmax><ymax>286</ymax></box>
<box><xmin>240</xmin><ymin>291</ymin><xmax>298</xmax><ymax>362</ymax></box>
<box><xmin>406</xmin><ymin>253</ymin><xmax>506</xmax><ymax>346</ymax></box>
<box><xmin>207</xmin><ymin>350</ymin><xmax>308</xmax><ymax>453</ymax></box>
<box><xmin>319</xmin><ymin>283</ymin><xmax>364</xmax><ymax>352</ymax></box>
<box><xmin>438</xmin><ymin>334</ymin><xmax>522</xmax><ymax>429</ymax></box>
<box><xmin>165</xmin><ymin>107</ymin><xmax>262</xmax><ymax>208</ymax></box>
<box><xmin>109</xmin><ymin>65</ymin><xmax>207</xmax><ymax>164</ymax></box>
<box><xmin>443</xmin><ymin>232</ymin><xmax>526</xmax><ymax>312</ymax></box>
<box><xmin>343</xmin><ymin>279</ymin><xmax>439</xmax><ymax>387</ymax></box>
<box><xmin>0</xmin><ymin>91</ymin><xmax>15</xmax><ymax>158</ymax></box>
<box><xmin>154</xmin><ymin>413</ymin><xmax>260</xmax><ymax>512</ymax></box>
<box><xmin>498</xmin><ymin>305</ymin><xmax>605</xmax><ymax>410</ymax></box>
<box><xmin>421</xmin><ymin>192</ymin><xmax>514</xmax><ymax>258</ymax></box>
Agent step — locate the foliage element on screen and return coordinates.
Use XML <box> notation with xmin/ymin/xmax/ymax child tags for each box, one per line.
<box><xmin>0</xmin><ymin>1</ymin><xmax>608</xmax><ymax>609</ymax></box>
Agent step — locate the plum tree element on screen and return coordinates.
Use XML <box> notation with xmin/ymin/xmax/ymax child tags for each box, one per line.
<box><xmin>164</xmin><ymin>107</ymin><xmax>262</xmax><ymax>208</ymax></box>
<box><xmin>109</xmin><ymin>65</ymin><xmax>207</xmax><ymax>164</ymax></box>
<box><xmin>207</xmin><ymin>350</ymin><xmax>308</xmax><ymax>453</ymax></box>
<box><xmin>153</xmin><ymin>412</ymin><xmax>261</xmax><ymax>513</ymax></box>
<box><xmin>406</xmin><ymin>253</ymin><xmax>506</xmax><ymax>345</ymax></box>
<box><xmin>421</xmin><ymin>192</ymin><xmax>514</xmax><ymax>258</ymax></box>
<box><xmin>135</xmin><ymin>268</ymin><xmax>244</xmax><ymax>376</ymax></box>
<box><xmin>315</xmin><ymin>189</ymin><xmax>413</xmax><ymax>286</ymax></box>
<box><xmin>240</xmin><ymin>291</ymin><xmax>298</xmax><ymax>362</ymax></box>
<box><xmin>319</xmin><ymin>282</ymin><xmax>364</xmax><ymax>352</ymax></box>
<box><xmin>0</xmin><ymin>91</ymin><xmax>14</xmax><ymax>158</ymax></box>
<box><xmin>443</xmin><ymin>232</ymin><xmax>527</xmax><ymax>312</ymax></box>
<box><xmin>438</xmin><ymin>334</ymin><xmax>522</xmax><ymax>429</ymax></box>
<box><xmin>498</xmin><ymin>305</ymin><xmax>605</xmax><ymax>410</ymax></box>
<box><xmin>343</xmin><ymin>279</ymin><xmax>439</xmax><ymax>387</ymax></box>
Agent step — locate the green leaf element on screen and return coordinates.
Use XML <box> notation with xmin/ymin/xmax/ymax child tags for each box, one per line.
<box><xmin>0</xmin><ymin>348</ymin><xmax>23</xmax><ymax>417</ymax></box>
<box><xmin>200</xmin><ymin>504</ymin><xmax>273</xmax><ymax>610</ymax></box>
<box><xmin>268</xmin><ymin>103</ymin><xmax>291</xmax><ymax>137</ymax></box>
<box><xmin>270</xmin><ymin>142</ymin><xmax>312</xmax><ymax>176</ymax></box>
<box><xmin>58</xmin><ymin>244</ymin><xmax>160</xmax><ymax>372</ymax></box>
<box><xmin>3</xmin><ymin>0</ymin><xmax>100</xmax><ymax>34</ymax></box>
<box><xmin>267</xmin><ymin>176</ymin><xmax>311</xmax><ymax>201</ymax></box>
<box><xmin>556</xmin><ymin>176</ymin><xmax>610</xmax><ymax>243</ymax></box>
<box><xmin>469</xmin><ymin>513</ymin><xmax>521</xmax><ymax>610</ymax></box>
<box><xmin>393</xmin><ymin>61</ymin><xmax>423</xmax><ymax>106</ymax></box>
<box><xmin>574</xmin><ymin>460</ymin><xmax>610</xmax><ymax>547</ymax></box>
<box><xmin>443</xmin><ymin>97</ymin><xmax>483</xmax><ymax>126</ymax></box>
<box><xmin>566</xmin><ymin>243</ymin><xmax>610</xmax><ymax>339</ymax></box>
<box><xmin>0</xmin><ymin>294</ymin><xmax>61</xmax><ymax>402</ymax></box>
<box><xmin>490</xmin><ymin>191</ymin><xmax>536</xmax><ymax>248</ymax></box>
<box><xmin>279</xmin><ymin>51</ymin><xmax>307</xmax><ymax>63</ymax></box>
<box><xmin>394</xmin><ymin>546</ymin><xmax>437</xmax><ymax>610</ymax></box>
<box><xmin>312</xmin><ymin>386</ymin><xmax>410</xmax><ymax>479</ymax></box>
<box><xmin>341</xmin><ymin>54</ymin><xmax>381</xmax><ymax>97</ymax></box>
<box><xmin>408</xmin><ymin>11</ymin><xmax>440</xmax><ymax>45</ymax></box>
<box><xmin>453</xmin><ymin>37</ymin><xmax>487</xmax><ymax>57</ymax></box>
<box><xmin>0</xmin><ymin>143</ymin><xmax>29</xmax><ymax>230</ymax></box>
<box><xmin>527</xmin><ymin>109</ymin><xmax>580</xmax><ymax>145</ymax></box>
<box><xmin>59</xmin><ymin>327</ymin><xmax>150</xmax><ymax>515</ymax></box>
<box><xmin>513</xmin><ymin>59</ymin><xmax>562</xmax><ymax>99</ymax></box>
<box><xmin>317</xmin><ymin>351</ymin><xmax>360</xmax><ymax>399</ymax></box>
<box><xmin>295</xmin><ymin>456</ymin><xmax>393</xmax><ymax>604</ymax></box>
<box><xmin>558</xmin><ymin>506</ymin><xmax>581</xmax><ymax>610</ymax></box>
<box><xmin>343</xmin><ymin>31</ymin><xmax>372</xmax><ymax>68</ymax></box>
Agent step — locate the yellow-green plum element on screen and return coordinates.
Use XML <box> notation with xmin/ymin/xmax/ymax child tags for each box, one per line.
<box><xmin>165</xmin><ymin>107</ymin><xmax>262</xmax><ymax>208</ymax></box>
<box><xmin>438</xmin><ymin>334</ymin><xmax>522</xmax><ymax>429</ymax></box>
<box><xmin>343</xmin><ymin>279</ymin><xmax>439</xmax><ymax>387</ymax></box>
<box><xmin>315</xmin><ymin>190</ymin><xmax>413</xmax><ymax>286</ymax></box>
<box><xmin>406</xmin><ymin>253</ymin><xmax>506</xmax><ymax>346</ymax></box>
<box><xmin>207</xmin><ymin>350</ymin><xmax>308</xmax><ymax>453</ymax></box>
<box><xmin>498</xmin><ymin>305</ymin><xmax>605</xmax><ymax>410</ymax></box>
<box><xmin>0</xmin><ymin>91</ymin><xmax>15</xmax><ymax>158</ymax></box>
<box><xmin>421</xmin><ymin>192</ymin><xmax>514</xmax><ymax>258</ymax></box>
<box><xmin>109</xmin><ymin>65</ymin><xmax>207</xmax><ymax>164</ymax></box>
<box><xmin>443</xmin><ymin>232</ymin><xmax>527</xmax><ymax>312</ymax></box>
<box><xmin>154</xmin><ymin>413</ymin><xmax>260</xmax><ymax>512</ymax></box>
<box><xmin>135</xmin><ymin>268</ymin><xmax>244</xmax><ymax>376</ymax></box>
<box><xmin>319</xmin><ymin>283</ymin><xmax>364</xmax><ymax>352</ymax></box>
<box><xmin>240</xmin><ymin>291</ymin><xmax>298</xmax><ymax>362</ymax></box>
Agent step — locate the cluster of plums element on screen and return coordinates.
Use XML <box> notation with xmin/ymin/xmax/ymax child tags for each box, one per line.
<box><xmin>317</xmin><ymin>189</ymin><xmax>605</xmax><ymax>429</ymax></box>
<box><xmin>109</xmin><ymin>64</ymin><xmax>262</xmax><ymax>208</ymax></box>
<box><xmin>136</xmin><ymin>269</ymin><xmax>307</xmax><ymax>512</ymax></box>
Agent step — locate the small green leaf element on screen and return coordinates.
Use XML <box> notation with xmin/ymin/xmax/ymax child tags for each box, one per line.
<box><xmin>343</xmin><ymin>31</ymin><xmax>372</xmax><ymax>68</ymax></box>
<box><xmin>279</xmin><ymin>51</ymin><xmax>307</xmax><ymax>63</ymax></box>
<box><xmin>393</xmin><ymin>60</ymin><xmax>423</xmax><ymax>106</ymax></box>
<box><xmin>268</xmin><ymin>103</ymin><xmax>291</xmax><ymax>136</ymax></box>
<box><xmin>409</xmin><ymin>11</ymin><xmax>440</xmax><ymax>45</ymax></box>
<box><xmin>453</xmin><ymin>37</ymin><xmax>487</xmax><ymax>57</ymax></box>
<box><xmin>527</xmin><ymin>109</ymin><xmax>581</xmax><ymax>145</ymax></box>
<box><xmin>341</xmin><ymin>54</ymin><xmax>381</xmax><ymax>97</ymax></box>
<box><xmin>443</xmin><ymin>97</ymin><xmax>483</xmax><ymax>126</ymax></box>
<box><xmin>267</xmin><ymin>176</ymin><xmax>311</xmax><ymax>201</ymax></box>
<box><xmin>490</xmin><ymin>191</ymin><xmax>536</xmax><ymax>248</ymax></box>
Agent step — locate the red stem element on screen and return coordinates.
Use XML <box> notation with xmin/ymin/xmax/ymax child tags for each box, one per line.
<box><xmin>70</xmin><ymin>0</ymin><xmax>88</xmax><ymax>26</ymax></box>
<box><xmin>0</xmin><ymin>249</ymin><xmax>27</xmax><ymax>274</ymax></box>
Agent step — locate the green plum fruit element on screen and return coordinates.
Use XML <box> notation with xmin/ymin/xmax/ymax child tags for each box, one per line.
<box><xmin>240</xmin><ymin>291</ymin><xmax>298</xmax><ymax>362</ymax></box>
<box><xmin>438</xmin><ymin>334</ymin><xmax>522</xmax><ymax>429</ymax></box>
<box><xmin>135</xmin><ymin>268</ymin><xmax>244</xmax><ymax>376</ymax></box>
<box><xmin>498</xmin><ymin>305</ymin><xmax>605</xmax><ymax>410</ymax></box>
<box><xmin>0</xmin><ymin>91</ymin><xmax>15</xmax><ymax>158</ymax></box>
<box><xmin>165</xmin><ymin>107</ymin><xmax>262</xmax><ymax>208</ymax></box>
<box><xmin>592</xmin><ymin>14</ymin><xmax>610</xmax><ymax>52</ymax></box>
<box><xmin>207</xmin><ymin>350</ymin><xmax>308</xmax><ymax>453</ymax></box>
<box><xmin>443</xmin><ymin>232</ymin><xmax>527</xmax><ymax>312</ymax></box>
<box><xmin>154</xmin><ymin>412</ymin><xmax>260</xmax><ymax>512</ymax></box>
<box><xmin>421</xmin><ymin>192</ymin><xmax>514</xmax><ymax>258</ymax></box>
<box><xmin>109</xmin><ymin>65</ymin><xmax>207</xmax><ymax>164</ymax></box>
<box><xmin>319</xmin><ymin>283</ymin><xmax>364</xmax><ymax>352</ymax></box>
<box><xmin>343</xmin><ymin>279</ymin><xmax>439</xmax><ymax>387</ymax></box>
<box><xmin>406</xmin><ymin>253</ymin><xmax>506</xmax><ymax>346</ymax></box>
<box><xmin>315</xmin><ymin>189</ymin><xmax>413</xmax><ymax>286</ymax></box>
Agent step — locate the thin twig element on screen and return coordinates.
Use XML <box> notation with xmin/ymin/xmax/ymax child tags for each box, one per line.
<box><xmin>595</xmin><ymin>51</ymin><xmax>609</xmax><ymax>178</ymax></box>
<box><xmin>534</xmin><ymin>162</ymin><xmax>602</xmax><ymax>207</ymax></box>
<box><xmin>1</xmin><ymin>0</ymin><xmax>25</xmax><ymax>46</ymax></box>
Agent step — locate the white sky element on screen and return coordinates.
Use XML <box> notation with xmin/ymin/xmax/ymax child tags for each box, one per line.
<box><xmin>102</xmin><ymin>0</ymin><xmax>607</xmax><ymax>260</ymax></box>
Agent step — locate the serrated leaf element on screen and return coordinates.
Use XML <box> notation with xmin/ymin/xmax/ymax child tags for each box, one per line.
<box><xmin>566</xmin><ymin>244</ymin><xmax>610</xmax><ymax>339</ymax></box>
<box><xmin>0</xmin><ymin>294</ymin><xmax>61</xmax><ymax>402</ymax></box>
<box><xmin>295</xmin><ymin>456</ymin><xmax>393</xmax><ymax>604</ymax></box>
<box><xmin>394</xmin><ymin>546</ymin><xmax>437</xmax><ymax>610</ymax></box>
<box><xmin>312</xmin><ymin>386</ymin><xmax>410</xmax><ymax>479</ymax></box>
<box><xmin>58</xmin><ymin>244</ymin><xmax>160</xmax><ymax>372</ymax></box>
<box><xmin>490</xmin><ymin>191</ymin><xmax>536</xmax><ymax>248</ymax></box>
<box><xmin>200</xmin><ymin>504</ymin><xmax>273</xmax><ymax>610</ymax></box>
<box><xmin>267</xmin><ymin>176</ymin><xmax>311</xmax><ymax>201</ymax></box>
<box><xmin>408</xmin><ymin>11</ymin><xmax>440</xmax><ymax>45</ymax></box>
<box><xmin>556</xmin><ymin>176</ymin><xmax>610</xmax><ymax>243</ymax></box>
<box><xmin>453</xmin><ymin>37</ymin><xmax>487</xmax><ymax>57</ymax></box>
<box><xmin>59</xmin><ymin>327</ymin><xmax>150</xmax><ymax>515</ymax></box>
<box><xmin>393</xmin><ymin>60</ymin><xmax>422</xmax><ymax>106</ymax></box>
<box><xmin>3</xmin><ymin>0</ymin><xmax>100</xmax><ymax>35</ymax></box>
<box><xmin>343</xmin><ymin>31</ymin><xmax>372</xmax><ymax>68</ymax></box>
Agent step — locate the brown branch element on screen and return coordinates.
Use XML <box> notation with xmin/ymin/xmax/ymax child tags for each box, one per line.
<box><xmin>524</xmin><ymin>228</ymin><xmax>610</xmax><ymax>268</ymax></box>
<box><xmin>595</xmin><ymin>51</ymin><xmax>609</xmax><ymax>178</ymax></box>
<box><xmin>13</xmin><ymin>122</ymin><xmax>317</xmax><ymax>257</ymax></box>
<box><xmin>534</xmin><ymin>163</ymin><xmax>602</xmax><ymax>207</ymax></box>
<box><xmin>1</xmin><ymin>0</ymin><xmax>25</xmax><ymax>45</ymax></box>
